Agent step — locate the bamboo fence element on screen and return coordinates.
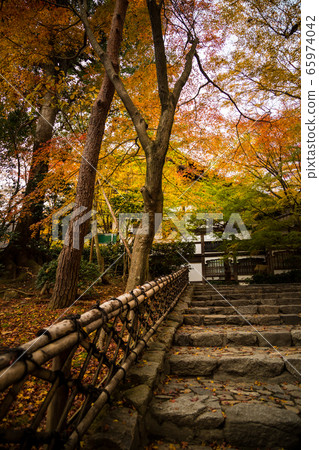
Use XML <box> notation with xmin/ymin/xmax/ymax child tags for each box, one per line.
<box><xmin>0</xmin><ymin>267</ymin><xmax>189</xmax><ymax>449</ymax></box>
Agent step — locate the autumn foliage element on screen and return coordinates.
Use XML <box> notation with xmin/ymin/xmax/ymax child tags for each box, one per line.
<box><xmin>0</xmin><ymin>0</ymin><xmax>300</xmax><ymax>288</ymax></box>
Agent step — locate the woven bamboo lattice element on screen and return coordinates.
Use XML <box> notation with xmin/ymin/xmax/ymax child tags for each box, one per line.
<box><xmin>0</xmin><ymin>267</ymin><xmax>189</xmax><ymax>449</ymax></box>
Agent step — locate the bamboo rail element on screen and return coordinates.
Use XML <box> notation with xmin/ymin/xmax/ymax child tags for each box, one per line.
<box><xmin>0</xmin><ymin>267</ymin><xmax>189</xmax><ymax>449</ymax></box>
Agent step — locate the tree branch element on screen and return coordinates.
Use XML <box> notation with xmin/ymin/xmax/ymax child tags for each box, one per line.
<box><xmin>177</xmin><ymin>81</ymin><xmax>209</xmax><ymax>108</ymax></box>
<box><xmin>155</xmin><ymin>37</ymin><xmax>198</xmax><ymax>155</ymax></box>
<box><xmin>147</xmin><ymin>0</ymin><xmax>169</xmax><ymax>110</ymax></box>
<box><xmin>238</xmin><ymin>71</ymin><xmax>300</xmax><ymax>100</ymax></box>
<box><xmin>173</xmin><ymin>38</ymin><xmax>198</xmax><ymax>105</ymax></box>
<box><xmin>194</xmin><ymin>52</ymin><xmax>269</xmax><ymax>122</ymax></box>
<box><xmin>77</xmin><ymin>0</ymin><xmax>152</xmax><ymax>154</ymax></box>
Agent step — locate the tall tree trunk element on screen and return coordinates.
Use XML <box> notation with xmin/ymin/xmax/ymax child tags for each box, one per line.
<box><xmin>3</xmin><ymin>65</ymin><xmax>58</xmax><ymax>270</ymax></box>
<box><xmin>80</xmin><ymin>0</ymin><xmax>198</xmax><ymax>291</ymax></box>
<box><xmin>92</xmin><ymin>201</ymin><xmax>104</xmax><ymax>273</ymax></box>
<box><xmin>124</xmin><ymin>0</ymin><xmax>198</xmax><ymax>290</ymax></box>
<box><xmin>126</xmin><ymin>150</ymin><xmax>164</xmax><ymax>290</ymax></box>
<box><xmin>50</xmin><ymin>0</ymin><xmax>128</xmax><ymax>309</ymax></box>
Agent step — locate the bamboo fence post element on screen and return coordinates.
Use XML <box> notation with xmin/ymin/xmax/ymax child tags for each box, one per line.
<box><xmin>46</xmin><ymin>347</ymin><xmax>75</xmax><ymax>433</ymax></box>
<box><xmin>97</xmin><ymin>178</ymin><xmax>132</xmax><ymax>258</ymax></box>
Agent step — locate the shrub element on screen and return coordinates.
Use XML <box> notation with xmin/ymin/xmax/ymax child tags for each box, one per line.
<box><xmin>82</xmin><ymin>242</ymin><xmax>125</xmax><ymax>275</ymax></box>
<box><xmin>251</xmin><ymin>270</ymin><xmax>301</xmax><ymax>284</ymax></box>
<box><xmin>149</xmin><ymin>241</ymin><xmax>195</xmax><ymax>277</ymax></box>
<box><xmin>82</xmin><ymin>240</ymin><xmax>195</xmax><ymax>278</ymax></box>
<box><xmin>36</xmin><ymin>259</ymin><xmax>101</xmax><ymax>290</ymax></box>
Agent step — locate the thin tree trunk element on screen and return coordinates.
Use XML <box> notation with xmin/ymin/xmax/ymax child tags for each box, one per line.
<box><xmin>92</xmin><ymin>201</ymin><xmax>104</xmax><ymax>273</ymax></box>
<box><xmin>79</xmin><ymin>0</ymin><xmax>198</xmax><ymax>292</ymax></box>
<box><xmin>123</xmin><ymin>249</ymin><xmax>127</xmax><ymax>279</ymax></box>
<box><xmin>50</xmin><ymin>0</ymin><xmax>128</xmax><ymax>309</ymax></box>
<box><xmin>89</xmin><ymin>237</ymin><xmax>94</xmax><ymax>263</ymax></box>
<box><xmin>224</xmin><ymin>257</ymin><xmax>232</xmax><ymax>282</ymax></box>
<box><xmin>98</xmin><ymin>180</ymin><xmax>131</xmax><ymax>258</ymax></box>
<box><xmin>125</xmin><ymin>154</ymin><xmax>164</xmax><ymax>290</ymax></box>
<box><xmin>3</xmin><ymin>65</ymin><xmax>57</xmax><ymax>268</ymax></box>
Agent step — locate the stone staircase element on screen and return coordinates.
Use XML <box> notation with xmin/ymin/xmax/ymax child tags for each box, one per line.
<box><xmin>146</xmin><ymin>283</ymin><xmax>301</xmax><ymax>449</ymax></box>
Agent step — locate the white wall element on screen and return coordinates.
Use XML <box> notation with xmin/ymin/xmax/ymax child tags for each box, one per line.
<box><xmin>204</xmin><ymin>256</ymin><xmax>220</xmax><ymax>264</ymax></box>
<box><xmin>189</xmin><ymin>262</ymin><xmax>202</xmax><ymax>282</ymax></box>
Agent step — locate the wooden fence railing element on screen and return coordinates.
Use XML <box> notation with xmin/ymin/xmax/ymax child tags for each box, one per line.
<box><xmin>0</xmin><ymin>267</ymin><xmax>189</xmax><ymax>449</ymax></box>
<box><xmin>204</xmin><ymin>250</ymin><xmax>300</xmax><ymax>280</ymax></box>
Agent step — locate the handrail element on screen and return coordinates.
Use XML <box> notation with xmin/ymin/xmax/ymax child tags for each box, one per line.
<box><xmin>0</xmin><ymin>267</ymin><xmax>189</xmax><ymax>449</ymax></box>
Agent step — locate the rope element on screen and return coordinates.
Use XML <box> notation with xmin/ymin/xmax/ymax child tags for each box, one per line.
<box><xmin>90</xmin><ymin>300</ymin><xmax>109</xmax><ymax>323</ymax></box>
<box><xmin>130</xmin><ymin>349</ymin><xmax>139</xmax><ymax>361</ymax></box>
<box><xmin>139</xmin><ymin>338</ymin><xmax>148</xmax><ymax>348</ymax></box>
<box><xmin>129</xmin><ymin>290</ymin><xmax>140</xmax><ymax>310</ymax></box>
<box><xmin>114</xmin><ymin>365</ymin><xmax>127</xmax><ymax>381</ymax></box>
<box><xmin>64</xmin><ymin>314</ymin><xmax>88</xmax><ymax>342</ymax></box>
<box><xmin>109</xmin><ymin>297</ymin><xmax>125</xmax><ymax>315</ymax></box>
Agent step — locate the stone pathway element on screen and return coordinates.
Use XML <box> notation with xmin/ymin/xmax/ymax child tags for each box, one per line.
<box><xmin>146</xmin><ymin>283</ymin><xmax>301</xmax><ymax>449</ymax></box>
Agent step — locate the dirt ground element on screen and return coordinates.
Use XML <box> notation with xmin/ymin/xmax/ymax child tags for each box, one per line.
<box><xmin>0</xmin><ymin>273</ymin><xmax>127</xmax><ymax>349</ymax></box>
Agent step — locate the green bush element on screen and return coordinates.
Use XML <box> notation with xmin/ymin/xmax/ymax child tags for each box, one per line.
<box><xmin>149</xmin><ymin>241</ymin><xmax>195</xmax><ymax>277</ymax></box>
<box><xmin>82</xmin><ymin>242</ymin><xmax>125</xmax><ymax>275</ymax></box>
<box><xmin>82</xmin><ymin>241</ymin><xmax>194</xmax><ymax>278</ymax></box>
<box><xmin>36</xmin><ymin>259</ymin><xmax>101</xmax><ymax>290</ymax></box>
<box><xmin>47</xmin><ymin>241</ymin><xmax>64</xmax><ymax>259</ymax></box>
<box><xmin>251</xmin><ymin>270</ymin><xmax>301</xmax><ymax>284</ymax></box>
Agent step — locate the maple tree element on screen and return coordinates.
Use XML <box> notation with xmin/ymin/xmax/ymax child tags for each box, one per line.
<box><xmin>75</xmin><ymin>0</ymin><xmax>201</xmax><ymax>292</ymax></box>
<box><xmin>213</xmin><ymin>0</ymin><xmax>300</xmax><ymax>117</ymax></box>
<box><xmin>235</xmin><ymin>113</ymin><xmax>300</xmax><ymax>211</ymax></box>
<box><xmin>0</xmin><ymin>0</ymin><xmax>300</xmax><ymax>304</ymax></box>
<box><xmin>50</xmin><ymin>0</ymin><xmax>129</xmax><ymax>308</ymax></box>
<box><xmin>51</xmin><ymin>0</ymin><xmax>300</xmax><ymax>300</ymax></box>
<box><xmin>0</xmin><ymin>0</ymin><xmax>87</xmax><ymax>272</ymax></box>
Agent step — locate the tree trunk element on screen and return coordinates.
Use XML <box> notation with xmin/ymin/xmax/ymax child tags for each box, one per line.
<box><xmin>89</xmin><ymin>237</ymin><xmax>94</xmax><ymax>263</ymax></box>
<box><xmin>2</xmin><ymin>66</ymin><xmax>58</xmax><ymax>270</ymax></box>
<box><xmin>92</xmin><ymin>203</ymin><xmax>104</xmax><ymax>273</ymax></box>
<box><xmin>80</xmin><ymin>0</ymin><xmax>198</xmax><ymax>293</ymax></box>
<box><xmin>125</xmin><ymin>150</ymin><xmax>164</xmax><ymax>290</ymax></box>
<box><xmin>224</xmin><ymin>257</ymin><xmax>232</xmax><ymax>282</ymax></box>
<box><xmin>50</xmin><ymin>0</ymin><xmax>128</xmax><ymax>309</ymax></box>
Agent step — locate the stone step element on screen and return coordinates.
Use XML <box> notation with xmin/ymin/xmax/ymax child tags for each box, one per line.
<box><xmin>174</xmin><ymin>324</ymin><xmax>301</xmax><ymax>347</ymax></box>
<box><xmin>147</xmin><ymin>375</ymin><xmax>300</xmax><ymax>448</ymax></box>
<box><xmin>193</xmin><ymin>283</ymin><xmax>301</xmax><ymax>291</ymax></box>
<box><xmin>193</xmin><ymin>283</ymin><xmax>301</xmax><ymax>292</ymax></box>
<box><xmin>144</xmin><ymin>283</ymin><xmax>301</xmax><ymax>449</ymax></box>
<box><xmin>193</xmin><ymin>291</ymin><xmax>301</xmax><ymax>299</ymax></box>
<box><xmin>193</xmin><ymin>292</ymin><xmax>302</xmax><ymax>298</ymax></box>
<box><xmin>191</xmin><ymin>297</ymin><xmax>301</xmax><ymax>306</ymax></box>
<box><xmin>184</xmin><ymin>313</ymin><xmax>301</xmax><ymax>326</ymax></box>
<box><xmin>186</xmin><ymin>304</ymin><xmax>301</xmax><ymax>315</ymax></box>
<box><xmin>168</xmin><ymin>346</ymin><xmax>301</xmax><ymax>381</ymax></box>
<box><xmin>193</xmin><ymin>291</ymin><xmax>301</xmax><ymax>300</ymax></box>
<box><xmin>146</xmin><ymin>443</ymin><xmax>224</xmax><ymax>450</ymax></box>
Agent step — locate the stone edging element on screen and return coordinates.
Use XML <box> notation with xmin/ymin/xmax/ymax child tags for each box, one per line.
<box><xmin>83</xmin><ymin>285</ymin><xmax>193</xmax><ymax>449</ymax></box>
